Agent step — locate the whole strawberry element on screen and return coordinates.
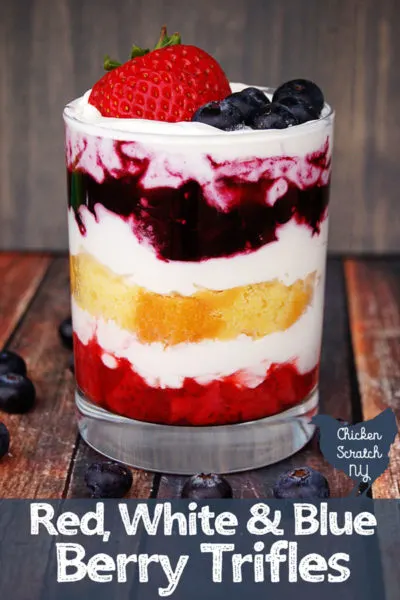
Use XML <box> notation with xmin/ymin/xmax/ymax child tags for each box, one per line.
<box><xmin>89</xmin><ymin>26</ymin><xmax>231</xmax><ymax>122</ymax></box>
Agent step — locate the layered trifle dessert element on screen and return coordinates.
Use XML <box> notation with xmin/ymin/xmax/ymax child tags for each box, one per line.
<box><xmin>64</xmin><ymin>27</ymin><xmax>334</xmax><ymax>471</ymax></box>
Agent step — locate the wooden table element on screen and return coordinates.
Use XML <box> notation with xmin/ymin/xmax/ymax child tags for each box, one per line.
<box><xmin>0</xmin><ymin>253</ymin><xmax>399</xmax><ymax>499</ymax></box>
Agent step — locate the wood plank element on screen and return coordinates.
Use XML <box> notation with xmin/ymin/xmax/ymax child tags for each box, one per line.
<box><xmin>0</xmin><ymin>252</ymin><xmax>51</xmax><ymax>346</ymax></box>
<box><xmin>1</xmin><ymin>0</ymin><xmax>400</xmax><ymax>253</ymax></box>
<box><xmin>66</xmin><ymin>439</ymin><xmax>155</xmax><ymax>499</ymax></box>
<box><xmin>0</xmin><ymin>254</ymin><xmax>154</xmax><ymax>499</ymax></box>
<box><xmin>345</xmin><ymin>258</ymin><xmax>400</xmax><ymax>499</ymax></box>
<box><xmin>157</xmin><ymin>259</ymin><xmax>355</xmax><ymax>498</ymax></box>
<box><xmin>0</xmin><ymin>257</ymin><xmax>78</xmax><ymax>498</ymax></box>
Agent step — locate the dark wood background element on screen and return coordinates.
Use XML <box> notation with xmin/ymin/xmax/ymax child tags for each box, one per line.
<box><xmin>1</xmin><ymin>0</ymin><xmax>399</xmax><ymax>253</ymax></box>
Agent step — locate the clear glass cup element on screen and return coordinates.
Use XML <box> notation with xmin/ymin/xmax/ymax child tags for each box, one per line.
<box><xmin>64</xmin><ymin>86</ymin><xmax>334</xmax><ymax>474</ymax></box>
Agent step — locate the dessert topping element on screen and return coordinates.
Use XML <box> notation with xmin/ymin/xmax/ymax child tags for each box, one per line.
<box><xmin>89</xmin><ymin>26</ymin><xmax>231</xmax><ymax>122</ymax></box>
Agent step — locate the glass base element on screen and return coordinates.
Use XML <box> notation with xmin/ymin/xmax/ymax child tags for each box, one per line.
<box><xmin>76</xmin><ymin>388</ymin><xmax>318</xmax><ymax>475</ymax></box>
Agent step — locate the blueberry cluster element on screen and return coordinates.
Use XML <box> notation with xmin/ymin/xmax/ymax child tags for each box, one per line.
<box><xmin>192</xmin><ymin>79</ymin><xmax>325</xmax><ymax>131</ymax></box>
<box><xmin>177</xmin><ymin>467</ymin><xmax>331</xmax><ymax>500</ymax></box>
<box><xmin>82</xmin><ymin>466</ymin><xmax>329</xmax><ymax>501</ymax></box>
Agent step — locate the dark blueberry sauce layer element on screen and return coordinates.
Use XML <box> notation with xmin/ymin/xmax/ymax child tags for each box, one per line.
<box><xmin>68</xmin><ymin>138</ymin><xmax>331</xmax><ymax>263</ymax></box>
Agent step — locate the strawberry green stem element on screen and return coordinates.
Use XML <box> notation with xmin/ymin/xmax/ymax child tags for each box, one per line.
<box><xmin>130</xmin><ymin>44</ymin><xmax>150</xmax><ymax>59</ymax></box>
<box><xmin>102</xmin><ymin>26</ymin><xmax>181</xmax><ymax>71</ymax></box>
<box><xmin>104</xmin><ymin>55</ymin><xmax>122</xmax><ymax>71</ymax></box>
<box><xmin>154</xmin><ymin>25</ymin><xmax>181</xmax><ymax>49</ymax></box>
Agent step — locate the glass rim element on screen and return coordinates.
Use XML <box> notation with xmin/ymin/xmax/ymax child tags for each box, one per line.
<box><xmin>63</xmin><ymin>85</ymin><xmax>334</xmax><ymax>144</ymax></box>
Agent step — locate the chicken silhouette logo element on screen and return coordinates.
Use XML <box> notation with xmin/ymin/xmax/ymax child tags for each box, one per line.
<box><xmin>312</xmin><ymin>408</ymin><xmax>398</xmax><ymax>496</ymax></box>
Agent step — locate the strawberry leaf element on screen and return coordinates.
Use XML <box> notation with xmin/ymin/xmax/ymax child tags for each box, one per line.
<box><xmin>154</xmin><ymin>25</ymin><xmax>181</xmax><ymax>49</ymax></box>
<box><xmin>102</xmin><ymin>27</ymin><xmax>181</xmax><ymax>72</ymax></box>
<box><xmin>130</xmin><ymin>45</ymin><xmax>150</xmax><ymax>59</ymax></box>
<box><xmin>104</xmin><ymin>55</ymin><xmax>122</xmax><ymax>71</ymax></box>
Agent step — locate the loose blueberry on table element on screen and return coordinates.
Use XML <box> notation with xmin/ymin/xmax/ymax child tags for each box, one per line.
<box><xmin>0</xmin><ymin>422</ymin><xmax>10</xmax><ymax>459</ymax></box>
<box><xmin>0</xmin><ymin>350</ymin><xmax>27</xmax><ymax>377</ymax></box>
<box><xmin>0</xmin><ymin>373</ymin><xmax>36</xmax><ymax>414</ymax></box>
<box><xmin>84</xmin><ymin>461</ymin><xmax>133</xmax><ymax>498</ymax></box>
<box><xmin>58</xmin><ymin>317</ymin><xmax>73</xmax><ymax>350</ymax></box>
<box><xmin>273</xmin><ymin>467</ymin><xmax>330</xmax><ymax>499</ymax></box>
<box><xmin>181</xmin><ymin>473</ymin><xmax>233</xmax><ymax>499</ymax></box>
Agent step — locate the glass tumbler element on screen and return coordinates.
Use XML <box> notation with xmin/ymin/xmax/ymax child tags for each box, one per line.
<box><xmin>64</xmin><ymin>88</ymin><xmax>334</xmax><ymax>474</ymax></box>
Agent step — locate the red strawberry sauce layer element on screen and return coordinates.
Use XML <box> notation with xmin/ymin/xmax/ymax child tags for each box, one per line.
<box><xmin>74</xmin><ymin>334</ymin><xmax>318</xmax><ymax>426</ymax></box>
<box><xmin>67</xmin><ymin>138</ymin><xmax>331</xmax><ymax>262</ymax></box>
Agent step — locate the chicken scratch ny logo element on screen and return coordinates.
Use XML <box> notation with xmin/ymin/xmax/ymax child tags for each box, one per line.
<box><xmin>312</xmin><ymin>408</ymin><xmax>398</xmax><ymax>496</ymax></box>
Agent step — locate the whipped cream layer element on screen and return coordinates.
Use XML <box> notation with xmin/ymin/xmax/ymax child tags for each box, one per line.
<box><xmin>65</xmin><ymin>83</ymin><xmax>333</xmax><ymax>137</ymax></box>
<box><xmin>72</xmin><ymin>273</ymin><xmax>324</xmax><ymax>389</ymax></box>
<box><xmin>69</xmin><ymin>204</ymin><xmax>328</xmax><ymax>295</ymax></box>
<box><xmin>64</xmin><ymin>84</ymin><xmax>334</xmax><ymax>176</ymax></box>
<box><xmin>65</xmin><ymin>80</ymin><xmax>332</xmax><ymax>267</ymax></box>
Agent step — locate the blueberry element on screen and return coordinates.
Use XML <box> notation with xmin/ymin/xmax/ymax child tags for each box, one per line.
<box><xmin>273</xmin><ymin>79</ymin><xmax>324</xmax><ymax>115</ymax></box>
<box><xmin>192</xmin><ymin>100</ymin><xmax>244</xmax><ymax>131</ymax></box>
<box><xmin>0</xmin><ymin>351</ymin><xmax>27</xmax><ymax>377</ymax></box>
<box><xmin>275</xmin><ymin>95</ymin><xmax>319</xmax><ymax>124</ymax></box>
<box><xmin>84</xmin><ymin>461</ymin><xmax>133</xmax><ymax>498</ymax></box>
<box><xmin>273</xmin><ymin>466</ymin><xmax>330</xmax><ymax>499</ymax></box>
<box><xmin>0</xmin><ymin>373</ymin><xmax>36</xmax><ymax>414</ymax></box>
<box><xmin>181</xmin><ymin>473</ymin><xmax>233</xmax><ymax>499</ymax></box>
<box><xmin>226</xmin><ymin>87</ymin><xmax>270</xmax><ymax>125</ymax></box>
<box><xmin>58</xmin><ymin>317</ymin><xmax>73</xmax><ymax>350</ymax></box>
<box><xmin>0</xmin><ymin>422</ymin><xmax>10</xmax><ymax>459</ymax></box>
<box><xmin>252</xmin><ymin>103</ymin><xmax>299</xmax><ymax>130</ymax></box>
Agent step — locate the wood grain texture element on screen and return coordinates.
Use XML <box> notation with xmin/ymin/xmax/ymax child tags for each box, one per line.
<box><xmin>0</xmin><ymin>253</ymin><xmax>398</xmax><ymax>500</ymax></box>
<box><xmin>1</xmin><ymin>0</ymin><xmax>400</xmax><ymax>252</ymax></box>
<box><xmin>66</xmin><ymin>439</ymin><xmax>155</xmax><ymax>498</ymax></box>
<box><xmin>0</xmin><ymin>253</ymin><xmax>51</xmax><ymax>347</ymax></box>
<box><xmin>345</xmin><ymin>258</ymin><xmax>400</xmax><ymax>498</ymax></box>
<box><xmin>0</xmin><ymin>258</ymin><xmax>78</xmax><ymax>498</ymax></box>
<box><xmin>157</xmin><ymin>259</ymin><xmax>355</xmax><ymax>498</ymax></box>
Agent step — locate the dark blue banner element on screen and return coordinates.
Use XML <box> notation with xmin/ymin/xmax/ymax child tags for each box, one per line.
<box><xmin>0</xmin><ymin>499</ymin><xmax>395</xmax><ymax>599</ymax></box>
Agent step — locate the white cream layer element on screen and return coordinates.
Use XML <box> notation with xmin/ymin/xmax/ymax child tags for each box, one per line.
<box><xmin>64</xmin><ymin>82</ymin><xmax>334</xmax><ymax>193</ymax></box>
<box><xmin>72</xmin><ymin>274</ymin><xmax>324</xmax><ymax>389</ymax></box>
<box><xmin>65</xmin><ymin>83</ymin><xmax>332</xmax><ymax>137</ymax></box>
<box><xmin>69</xmin><ymin>204</ymin><xmax>328</xmax><ymax>295</ymax></box>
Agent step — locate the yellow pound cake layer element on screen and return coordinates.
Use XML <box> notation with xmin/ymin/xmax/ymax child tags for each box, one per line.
<box><xmin>70</xmin><ymin>253</ymin><xmax>316</xmax><ymax>346</ymax></box>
